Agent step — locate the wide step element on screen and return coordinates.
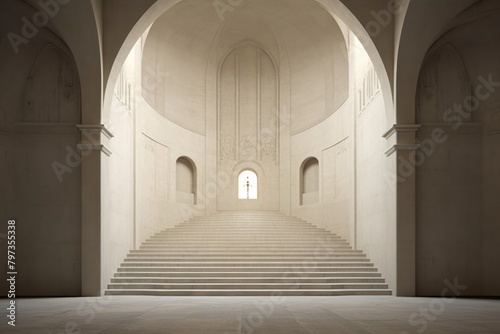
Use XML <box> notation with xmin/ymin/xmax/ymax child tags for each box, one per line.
<box><xmin>105</xmin><ymin>289</ymin><xmax>393</xmax><ymax>296</ymax></box>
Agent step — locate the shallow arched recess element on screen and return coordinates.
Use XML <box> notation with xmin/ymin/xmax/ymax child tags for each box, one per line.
<box><xmin>417</xmin><ymin>44</ymin><xmax>471</xmax><ymax>123</ymax></box>
<box><xmin>300</xmin><ymin>157</ymin><xmax>319</xmax><ymax>205</ymax></box>
<box><xmin>24</xmin><ymin>45</ymin><xmax>80</xmax><ymax>123</ymax></box>
<box><xmin>176</xmin><ymin>156</ymin><xmax>197</xmax><ymax>205</ymax></box>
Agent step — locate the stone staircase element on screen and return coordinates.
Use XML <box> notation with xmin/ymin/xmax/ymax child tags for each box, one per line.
<box><xmin>106</xmin><ymin>212</ymin><xmax>392</xmax><ymax>296</ymax></box>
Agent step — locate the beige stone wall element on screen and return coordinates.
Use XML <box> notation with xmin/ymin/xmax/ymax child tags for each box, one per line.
<box><xmin>101</xmin><ymin>42</ymin><xmax>137</xmax><ymax>293</ymax></box>
<box><xmin>414</xmin><ymin>7</ymin><xmax>500</xmax><ymax>296</ymax></box>
<box><xmin>291</xmin><ymin>101</ymin><xmax>354</xmax><ymax>242</ymax></box>
<box><xmin>0</xmin><ymin>2</ymin><xmax>82</xmax><ymax>296</ymax></box>
<box><xmin>351</xmin><ymin>33</ymin><xmax>397</xmax><ymax>293</ymax></box>
<box><xmin>136</xmin><ymin>100</ymin><xmax>206</xmax><ymax>245</ymax></box>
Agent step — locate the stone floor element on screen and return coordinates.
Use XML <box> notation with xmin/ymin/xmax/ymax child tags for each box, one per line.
<box><xmin>1</xmin><ymin>296</ymin><xmax>499</xmax><ymax>333</ymax></box>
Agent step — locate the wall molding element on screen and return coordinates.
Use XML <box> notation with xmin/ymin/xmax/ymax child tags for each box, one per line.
<box><xmin>418</xmin><ymin>122</ymin><xmax>482</xmax><ymax>135</ymax></box>
<box><xmin>77</xmin><ymin>144</ymin><xmax>112</xmax><ymax>157</ymax></box>
<box><xmin>2</xmin><ymin>122</ymin><xmax>79</xmax><ymax>135</ymax></box>
<box><xmin>383</xmin><ymin>124</ymin><xmax>421</xmax><ymax>157</ymax></box>
<box><xmin>384</xmin><ymin>144</ymin><xmax>421</xmax><ymax>157</ymax></box>
<box><xmin>383</xmin><ymin>124</ymin><xmax>421</xmax><ymax>139</ymax></box>
<box><xmin>77</xmin><ymin>124</ymin><xmax>114</xmax><ymax>156</ymax></box>
<box><xmin>486</xmin><ymin>130</ymin><xmax>500</xmax><ymax>137</ymax></box>
<box><xmin>77</xmin><ymin>124</ymin><xmax>114</xmax><ymax>139</ymax></box>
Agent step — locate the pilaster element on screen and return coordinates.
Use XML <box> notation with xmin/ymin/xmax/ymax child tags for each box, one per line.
<box><xmin>77</xmin><ymin>124</ymin><xmax>113</xmax><ymax>296</ymax></box>
<box><xmin>383</xmin><ymin>123</ymin><xmax>420</xmax><ymax>297</ymax></box>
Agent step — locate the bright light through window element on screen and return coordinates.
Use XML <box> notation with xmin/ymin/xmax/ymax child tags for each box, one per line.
<box><xmin>238</xmin><ymin>170</ymin><xmax>257</xmax><ymax>199</ymax></box>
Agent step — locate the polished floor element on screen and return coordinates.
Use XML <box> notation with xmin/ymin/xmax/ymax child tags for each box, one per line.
<box><xmin>1</xmin><ymin>296</ymin><xmax>499</xmax><ymax>333</ymax></box>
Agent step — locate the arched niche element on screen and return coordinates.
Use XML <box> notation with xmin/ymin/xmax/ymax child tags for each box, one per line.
<box><xmin>300</xmin><ymin>157</ymin><xmax>319</xmax><ymax>205</ymax></box>
<box><xmin>218</xmin><ymin>42</ymin><xmax>278</xmax><ymax>163</ymax></box>
<box><xmin>417</xmin><ymin>44</ymin><xmax>471</xmax><ymax>124</ymax></box>
<box><xmin>24</xmin><ymin>44</ymin><xmax>80</xmax><ymax>123</ymax></box>
<box><xmin>176</xmin><ymin>156</ymin><xmax>197</xmax><ymax>205</ymax></box>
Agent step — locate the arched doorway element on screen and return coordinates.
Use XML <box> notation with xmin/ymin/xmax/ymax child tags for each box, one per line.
<box><xmin>238</xmin><ymin>170</ymin><xmax>258</xmax><ymax>200</ymax></box>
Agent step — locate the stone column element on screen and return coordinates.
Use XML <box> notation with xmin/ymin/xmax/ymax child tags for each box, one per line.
<box><xmin>77</xmin><ymin>124</ymin><xmax>113</xmax><ymax>296</ymax></box>
<box><xmin>383</xmin><ymin>124</ymin><xmax>420</xmax><ymax>297</ymax></box>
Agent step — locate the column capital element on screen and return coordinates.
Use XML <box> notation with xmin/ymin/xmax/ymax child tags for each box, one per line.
<box><xmin>383</xmin><ymin>124</ymin><xmax>421</xmax><ymax>157</ymax></box>
<box><xmin>383</xmin><ymin>124</ymin><xmax>421</xmax><ymax>139</ymax></box>
<box><xmin>77</xmin><ymin>143</ymin><xmax>112</xmax><ymax>157</ymax></box>
<box><xmin>384</xmin><ymin>144</ymin><xmax>420</xmax><ymax>157</ymax></box>
<box><xmin>76</xmin><ymin>124</ymin><xmax>114</xmax><ymax>139</ymax></box>
<box><xmin>76</xmin><ymin>124</ymin><xmax>114</xmax><ymax>156</ymax></box>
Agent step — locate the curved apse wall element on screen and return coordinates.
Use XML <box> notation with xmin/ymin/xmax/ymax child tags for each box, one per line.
<box><xmin>141</xmin><ymin>0</ymin><xmax>349</xmax><ymax>137</ymax></box>
<box><xmin>140</xmin><ymin>0</ymin><xmax>350</xmax><ymax>215</ymax></box>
